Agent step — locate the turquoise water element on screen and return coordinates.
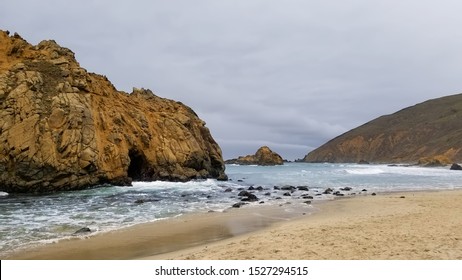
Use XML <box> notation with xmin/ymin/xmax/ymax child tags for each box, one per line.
<box><xmin>1</xmin><ymin>163</ymin><xmax>461</xmax><ymax>256</ymax></box>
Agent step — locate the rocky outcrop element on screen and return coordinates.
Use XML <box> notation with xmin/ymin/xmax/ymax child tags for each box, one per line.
<box><xmin>225</xmin><ymin>146</ymin><xmax>284</xmax><ymax>165</ymax></box>
<box><xmin>303</xmin><ymin>93</ymin><xmax>462</xmax><ymax>164</ymax></box>
<box><xmin>0</xmin><ymin>31</ymin><xmax>227</xmax><ymax>193</ymax></box>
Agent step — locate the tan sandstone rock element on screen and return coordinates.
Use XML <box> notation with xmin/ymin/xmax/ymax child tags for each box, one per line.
<box><xmin>225</xmin><ymin>146</ymin><xmax>284</xmax><ymax>166</ymax></box>
<box><xmin>0</xmin><ymin>30</ymin><xmax>227</xmax><ymax>193</ymax></box>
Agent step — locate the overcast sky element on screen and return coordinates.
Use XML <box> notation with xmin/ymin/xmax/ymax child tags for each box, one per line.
<box><xmin>2</xmin><ymin>0</ymin><xmax>462</xmax><ymax>160</ymax></box>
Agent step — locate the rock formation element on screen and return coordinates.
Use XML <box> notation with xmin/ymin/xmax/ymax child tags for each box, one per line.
<box><xmin>0</xmin><ymin>31</ymin><xmax>227</xmax><ymax>193</ymax></box>
<box><xmin>303</xmin><ymin>93</ymin><xmax>462</xmax><ymax>164</ymax></box>
<box><xmin>225</xmin><ymin>146</ymin><xmax>284</xmax><ymax>165</ymax></box>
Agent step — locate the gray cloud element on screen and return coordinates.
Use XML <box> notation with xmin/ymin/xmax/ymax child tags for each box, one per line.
<box><xmin>2</xmin><ymin>0</ymin><xmax>462</xmax><ymax>160</ymax></box>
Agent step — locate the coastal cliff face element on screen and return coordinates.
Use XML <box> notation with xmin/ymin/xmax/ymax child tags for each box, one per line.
<box><xmin>0</xmin><ymin>31</ymin><xmax>227</xmax><ymax>193</ymax></box>
<box><xmin>226</xmin><ymin>146</ymin><xmax>284</xmax><ymax>165</ymax></box>
<box><xmin>303</xmin><ymin>94</ymin><xmax>462</xmax><ymax>164</ymax></box>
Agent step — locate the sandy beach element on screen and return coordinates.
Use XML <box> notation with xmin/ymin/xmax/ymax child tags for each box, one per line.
<box><xmin>6</xmin><ymin>189</ymin><xmax>462</xmax><ymax>260</ymax></box>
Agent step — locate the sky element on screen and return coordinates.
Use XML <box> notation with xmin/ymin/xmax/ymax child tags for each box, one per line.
<box><xmin>2</xmin><ymin>0</ymin><xmax>462</xmax><ymax>160</ymax></box>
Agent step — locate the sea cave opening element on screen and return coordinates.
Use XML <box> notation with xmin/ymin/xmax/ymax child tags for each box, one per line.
<box><xmin>127</xmin><ymin>149</ymin><xmax>150</xmax><ymax>181</ymax></box>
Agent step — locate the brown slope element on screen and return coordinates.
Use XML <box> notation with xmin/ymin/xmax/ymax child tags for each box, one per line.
<box><xmin>0</xmin><ymin>30</ymin><xmax>227</xmax><ymax>193</ymax></box>
<box><xmin>303</xmin><ymin>93</ymin><xmax>462</xmax><ymax>164</ymax></box>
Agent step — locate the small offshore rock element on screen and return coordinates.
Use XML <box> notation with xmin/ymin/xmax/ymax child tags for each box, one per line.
<box><xmin>283</xmin><ymin>192</ymin><xmax>291</xmax><ymax>196</ymax></box>
<box><xmin>323</xmin><ymin>188</ymin><xmax>334</xmax><ymax>194</ymax></box>
<box><xmin>224</xmin><ymin>188</ymin><xmax>232</xmax><ymax>192</ymax></box>
<box><xmin>248</xmin><ymin>186</ymin><xmax>255</xmax><ymax>190</ymax></box>
<box><xmin>450</xmin><ymin>163</ymin><xmax>462</xmax><ymax>170</ymax></box>
<box><xmin>256</xmin><ymin>186</ymin><xmax>264</xmax><ymax>191</ymax></box>
<box><xmin>241</xmin><ymin>193</ymin><xmax>258</xmax><ymax>202</ymax></box>
<box><xmin>303</xmin><ymin>200</ymin><xmax>312</xmax><ymax>204</ymax></box>
<box><xmin>281</xmin><ymin>185</ymin><xmax>296</xmax><ymax>191</ymax></box>
<box><xmin>340</xmin><ymin>187</ymin><xmax>352</xmax><ymax>191</ymax></box>
<box><xmin>297</xmin><ymin>186</ymin><xmax>309</xmax><ymax>191</ymax></box>
<box><xmin>371</xmin><ymin>193</ymin><xmax>377</xmax><ymax>196</ymax></box>
<box><xmin>238</xmin><ymin>190</ymin><xmax>251</xmax><ymax>197</ymax></box>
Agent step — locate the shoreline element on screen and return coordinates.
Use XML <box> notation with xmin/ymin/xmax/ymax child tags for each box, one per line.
<box><xmin>4</xmin><ymin>202</ymin><xmax>314</xmax><ymax>260</ymax></box>
<box><xmin>5</xmin><ymin>189</ymin><xmax>462</xmax><ymax>260</ymax></box>
<box><xmin>149</xmin><ymin>189</ymin><xmax>462</xmax><ymax>260</ymax></box>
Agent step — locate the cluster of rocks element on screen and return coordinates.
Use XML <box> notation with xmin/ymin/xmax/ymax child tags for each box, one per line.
<box><xmin>226</xmin><ymin>181</ymin><xmax>371</xmax><ymax>208</ymax></box>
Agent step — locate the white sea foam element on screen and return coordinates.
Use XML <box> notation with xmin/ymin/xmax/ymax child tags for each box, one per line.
<box><xmin>344</xmin><ymin>168</ymin><xmax>386</xmax><ymax>175</ymax></box>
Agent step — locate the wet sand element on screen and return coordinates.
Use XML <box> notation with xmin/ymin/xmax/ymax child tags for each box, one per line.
<box><xmin>5</xmin><ymin>203</ymin><xmax>312</xmax><ymax>259</ymax></box>
<box><xmin>6</xmin><ymin>190</ymin><xmax>462</xmax><ymax>260</ymax></box>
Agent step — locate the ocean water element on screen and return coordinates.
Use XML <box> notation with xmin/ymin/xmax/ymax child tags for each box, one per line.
<box><xmin>1</xmin><ymin>162</ymin><xmax>462</xmax><ymax>256</ymax></box>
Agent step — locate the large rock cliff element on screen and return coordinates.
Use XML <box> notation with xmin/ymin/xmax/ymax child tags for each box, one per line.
<box><xmin>303</xmin><ymin>93</ymin><xmax>462</xmax><ymax>164</ymax></box>
<box><xmin>225</xmin><ymin>146</ymin><xmax>284</xmax><ymax>165</ymax></box>
<box><xmin>0</xmin><ymin>31</ymin><xmax>227</xmax><ymax>193</ymax></box>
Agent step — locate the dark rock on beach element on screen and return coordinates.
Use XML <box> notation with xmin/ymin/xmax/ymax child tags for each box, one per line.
<box><xmin>238</xmin><ymin>190</ymin><xmax>251</xmax><ymax>197</ymax></box>
<box><xmin>232</xmin><ymin>202</ymin><xmax>247</xmax><ymax>208</ymax></box>
<box><xmin>237</xmin><ymin>190</ymin><xmax>258</xmax><ymax>202</ymax></box>
<box><xmin>281</xmin><ymin>185</ymin><xmax>296</xmax><ymax>191</ymax></box>
<box><xmin>323</xmin><ymin>188</ymin><xmax>334</xmax><ymax>194</ymax></box>
<box><xmin>74</xmin><ymin>227</ymin><xmax>91</xmax><ymax>235</ymax></box>
<box><xmin>241</xmin><ymin>194</ymin><xmax>258</xmax><ymax>202</ymax></box>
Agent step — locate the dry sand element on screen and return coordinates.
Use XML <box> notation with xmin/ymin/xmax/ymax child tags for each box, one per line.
<box><xmin>6</xmin><ymin>190</ymin><xmax>462</xmax><ymax>260</ymax></box>
<box><xmin>147</xmin><ymin>190</ymin><xmax>462</xmax><ymax>260</ymax></box>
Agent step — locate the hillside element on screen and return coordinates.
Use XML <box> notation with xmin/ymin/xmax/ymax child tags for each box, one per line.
<box><xmin>303</xmin><ymin>94</ymin><xmax>462</xmax><ymax>164</ymax></box>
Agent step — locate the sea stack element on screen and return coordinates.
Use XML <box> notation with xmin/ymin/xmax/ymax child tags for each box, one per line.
<box><xmin>0</xmin><ymin>31</ymin><xmax>227</xmax><ymax>193</ymax></box>
<box><xmin>225</xmin><ymin>146</ymin><xmax>284</xmax><ymax>166</ymax></box>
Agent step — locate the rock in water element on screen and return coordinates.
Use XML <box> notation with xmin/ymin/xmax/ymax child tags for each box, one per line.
<box><xmin>450</xmin><ymin>163</ymin><xmax>462</xmax><ymax>170</ymax></box>
<box><xmin>73</xmin><ymin>227</ymin><xmax>91</xmax><ymax>234</ymax></box>
<box><xmin>225</xmin><ymin>146</ymin><xmax>284</xmax><ymax>165</ymax></box>
<box><xmin>0</xmin><ymin>31</ymin><xmax>227</xmax><ymax>193</ymax></box>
